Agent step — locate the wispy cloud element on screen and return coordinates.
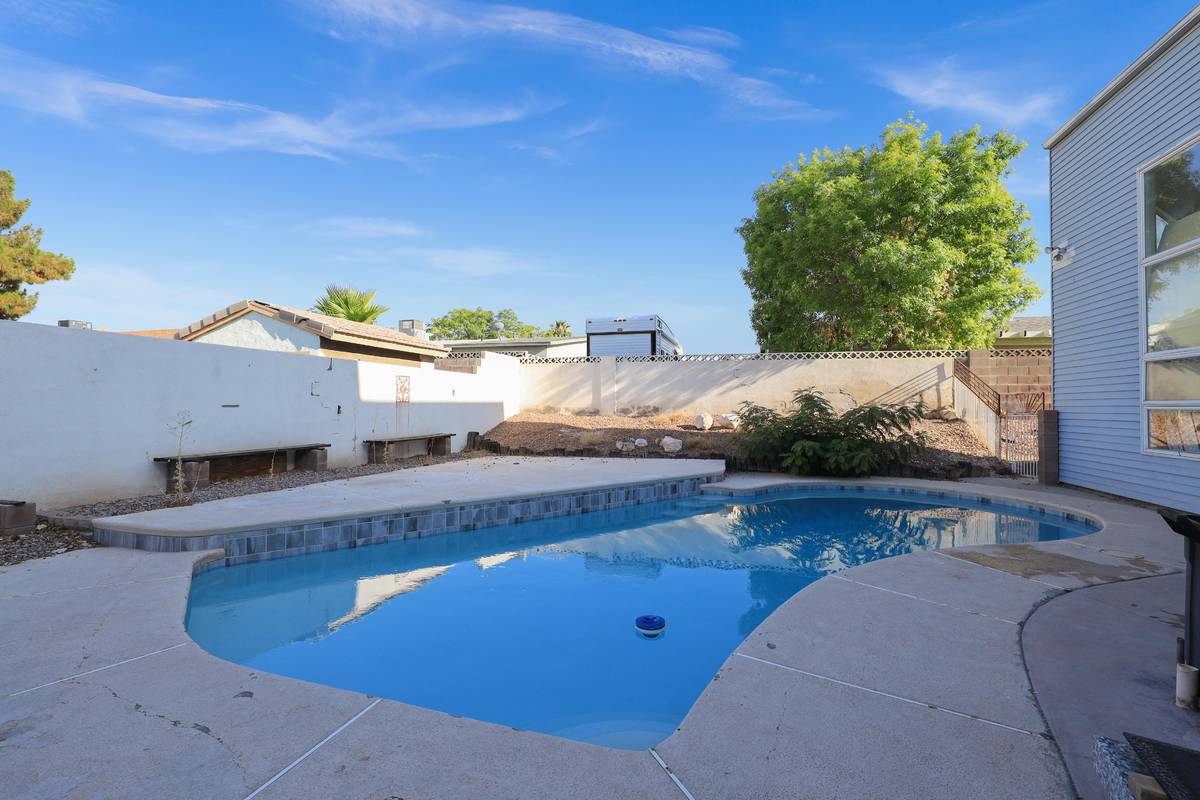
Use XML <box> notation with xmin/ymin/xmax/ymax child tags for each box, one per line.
<box><xmin>337</xmin><ymin>245</ymin><xmax>546</xmax><ymax>277</ymax></box>
<box><xmin>309</xmin><ymin>0</ymin><xmax>826</xmax><ymax>120</ymax></box>
<box><xmin>505</xmin><ymin>142</ymin><xmax>564</xmax><ymax>162</ymax></box>
<box><xmin>659</xmin><ymin>25</ymin><xmax>741</xmax><ymax>50</ymax></box>
<box><xmin>0</xmin><ymin>46</ymin><xmax>549</xmax><ymax>159</ymax></box>
<box><xmin>311</xmin><ymin>216</ymin><xmax>427</xmax><ymax>238</ymax></box>
<box><xmin>506</xmin><ymin>115</ymin><xmax>611</xmax><ymax>163</ymax></box>
<box><xmin>0</xmin><ymin>0</ymin><xmax>113</xmax><ymax>33</ymax></box>
<box><xmin>875</xmin><ymin>58</ymin><xmax>1060</xmax><ymax>128</ymax></box>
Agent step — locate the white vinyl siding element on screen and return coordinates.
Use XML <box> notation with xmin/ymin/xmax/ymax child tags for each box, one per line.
<box><xmin>1049</xmin><ymin>19</ymin><xmax>1200</xmax><ymax>511</ymax></box>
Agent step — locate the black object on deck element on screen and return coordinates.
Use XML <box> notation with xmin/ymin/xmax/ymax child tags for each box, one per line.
<box><xmin>1125</xmin><ymin>732</ymin><xmax>1200</xmax><ymax>800</ymax></box>
<box><xmin>1160</xmin><ymin>509</ymin><xmax>1200</xmax><ymax>668</ymax></box>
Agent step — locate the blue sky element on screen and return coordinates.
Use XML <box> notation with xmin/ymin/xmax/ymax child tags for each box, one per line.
<box><xmin>3</xmin><ymin>0</ymin><xmax>1194</xmax><ymax>352</ymax></box>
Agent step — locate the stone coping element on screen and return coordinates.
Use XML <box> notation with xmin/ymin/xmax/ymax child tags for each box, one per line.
<box><xmin>2</xmin><ymin>475</ymin><xmax>1185</xmax><ymax>799</ymax></box>
<box><xmin>94</xmin><ymin>457</ymin><xmax>727</xmax><ymax>537</ymax></box>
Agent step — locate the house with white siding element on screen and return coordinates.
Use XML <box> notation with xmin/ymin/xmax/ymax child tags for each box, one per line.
<box><xmin>1045</xmin><ymin>6</ymin><xmax>1200</xmax><ymax>512</ymax></box>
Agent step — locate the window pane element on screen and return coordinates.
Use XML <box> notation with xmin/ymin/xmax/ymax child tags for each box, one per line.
<box><xmin>1147</xmin><ymin>250</ymin><xmax>1200</xmax><ymax>352</ymax></box>
<box><xmin>1148</xmin><ymin>409</ymin><xmax>1200</xmax><ymax>454</ymax></box>
<box><xmin>1147</xmin><ymin>357</ymin><xmax>1200</xmax><ymax>400</ymax></box>
<box><xmin>1145</xmin><ymin>140</ymin><xmax>1200</xmax><ymax>256</ymax></box>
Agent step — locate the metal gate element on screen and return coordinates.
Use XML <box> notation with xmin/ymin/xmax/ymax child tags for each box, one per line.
<box><xmin>1001</xmin><ymin>413</ymin><xmax>1040</xmax><ymax>479</ymax></box>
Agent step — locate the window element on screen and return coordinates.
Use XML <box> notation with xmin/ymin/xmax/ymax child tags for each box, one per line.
<box><xmin>1141</xmin><ymin>133</ymin><xmax>1200</xmax><ymax>457</ymax></box>
<box><xmin>1144</xmin><ymin>140</ymin><xmax>1200</xmax><ymax>257</ymax></box>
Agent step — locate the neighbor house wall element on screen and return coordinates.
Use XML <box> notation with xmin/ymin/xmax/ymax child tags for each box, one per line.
<box><xmin>521</xmin><ymin>354</ymin><xmax>956</xmax><ymax>416</ymax></box>
<box><xmin>192</xmin><ymin>311</ymin><xmax>321</xmax><ymax>354</ymax></box>
<box><xmin>0</xmin><ymin>321</ymin><xmax>521</xmax><ymax>508</ymax></box>
<box><xmin>1048</xmin><ymin>20</ymin><xmax>1200</xmax><ymax>512</ymax></box>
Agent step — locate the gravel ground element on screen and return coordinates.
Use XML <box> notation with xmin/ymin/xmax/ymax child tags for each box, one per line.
<box><xmin>482</xmin><ymin>412</ymin><xmax>1004</xmax><ymax>474</ymax></box>
<box><xmin>51</xmin><ymin>451</ymin><xmax>490</xmax><ymax>519</ymax></box>
<box><xmin>0</xmin><ymin>522</ymin><xmax>100</xmax><ymax>567</ymax></box>
<box><xmin>482</xmin><ymin>412</ymin><xmax>738</xmax><ymax>457</ymax></box>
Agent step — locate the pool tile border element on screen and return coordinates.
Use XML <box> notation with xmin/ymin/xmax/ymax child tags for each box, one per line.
<box><xmin>95</xmin><ymin>475</ymin><xmax>719</xmax><ymax>570</ymax></box>
<box><xmin>699</xmin><ymin>481</ymin><xmax>1103</xmax><ymax>532</ymax></box>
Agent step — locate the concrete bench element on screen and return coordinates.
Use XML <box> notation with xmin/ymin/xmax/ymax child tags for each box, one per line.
<box><xmin>153</xmin><ymin>443</ymin><xmax>331</xmax><ymax>492</ymax></box>
<box><xmin>0</xmin><ymin>500</ymin><xmax>36</xmax><ymax>534</ymax></box>
<box><xmin>364</xmin><ymin>433</ymin><xmax>454</xmax><ymax>463</ymax></box>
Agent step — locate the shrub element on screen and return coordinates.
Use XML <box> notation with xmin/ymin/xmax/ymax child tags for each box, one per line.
<box><xmin>737</xmin><ymin>389</ymin><xmax>926</xmax><ymax>476</ymax></box>
<box><xmin>578</xmin><ymin>431</ymin><xmax>606</xmax><ymax>447</ymax></box>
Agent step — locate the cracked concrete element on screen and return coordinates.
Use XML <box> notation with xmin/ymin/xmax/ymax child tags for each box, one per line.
<box><xmin>0</xmin><ymin>474</ymin><xmax>1187</xmax><ymax>799</ymax></box>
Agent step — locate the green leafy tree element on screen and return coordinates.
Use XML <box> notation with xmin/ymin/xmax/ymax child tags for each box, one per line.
<box><xmin>427</xmin><ymin>307</ymin><xmax>540</xmax><ymax>339</ymax></box>
<box><xmin>545</xmin><ymin>320</ymin><xmax>573</xmax><ymax>337</ymax></box>
<box><xmin>739</xmin><ymin>118</ymin><xmax>1041</xmax><ymax>351</ymax></box>
<box><xmin>0</xmin><ymin>170</ymin><xmax>75</xmax><ymax>319</ymax></box>
<box><xmin>312</xmin><ymin>285</ymin><xmax>388</xmax><ymax>323</ymax></box>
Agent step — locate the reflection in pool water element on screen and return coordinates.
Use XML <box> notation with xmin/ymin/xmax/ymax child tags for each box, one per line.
<box><xmin>186</xmin><ymin>491</ymin><xmax>1094</xmax><ymax>749</ymax></box>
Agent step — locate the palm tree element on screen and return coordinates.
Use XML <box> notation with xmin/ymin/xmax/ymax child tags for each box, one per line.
<box><xmin>546</xmin><ymin>320</ymin><xmax>572</xmax><ymax>337</ymax></box>
<box><xmin>312</xmin><ymin>285</ymin><xmax>389</xmax><ymax>324</ymax></box>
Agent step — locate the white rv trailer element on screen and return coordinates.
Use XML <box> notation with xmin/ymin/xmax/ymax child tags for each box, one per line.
<box><xmin>585</xmin><ymin>315</ymin><xmax>683</xmax><ymax>357</ymax></box>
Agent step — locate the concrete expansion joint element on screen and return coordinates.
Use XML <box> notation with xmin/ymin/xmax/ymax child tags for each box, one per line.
<box><xmin>929</xmin><ymin>549</ymin><xmax>1065</xmax><ymax>589</ymax></box>
<box><xmin>242</xmin><ymin>697</ymin><xmax>383</xmax><ymax>800</ymax></box>
<box><xmin>649</xmin><ymin>747</ymin><xmax>697</xmax><ymax>800</ymax></box>
<box><xmin>733</xmin><ymin>652</ymin><xmax>1047</xmax><ymax>738</ymax></box>
<box><xmin>829</xmin><ymin>572</ymin><xmax>1022</xmax><ymax>625</ymax></box>
<box><xmin>5</xmin><ymin>642</ymin><xmax>190</xmax><ymax>698</ymax></box>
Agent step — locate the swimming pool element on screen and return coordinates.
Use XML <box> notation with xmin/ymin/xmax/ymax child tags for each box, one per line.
<box><xmin>185</xmin><ymin>489</ymin><xmax>1096</xmax><ymax>749</ymax></box>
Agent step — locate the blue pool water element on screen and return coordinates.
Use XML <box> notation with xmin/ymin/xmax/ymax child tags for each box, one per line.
<box><xmin>186</xmin><ymin>490</ymin><xmax>1095</xmax><ymax>749</ymax></box>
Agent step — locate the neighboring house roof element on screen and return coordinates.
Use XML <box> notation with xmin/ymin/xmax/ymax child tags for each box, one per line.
<box><xmin>441</xmin><ymin>336</ymin><xmax>586</xmax><ymax>348</ymax></box>
<box><xmin>177</xmin><ymin>300</ymin><xmax>448</xmax><ymax>358</ymax></box>
<box><xmin>117</xmin><ymin>328</ymin><xmax>181</xmax><ymax>339</ymax></box>
<box><xmin>996</xmin><ymin>315</ymin><xmax>1052</xmax><ymax>344</ymax></box>
<box><xmin>1044</xmin><ymin>6</ymin><xmax>1200</xmax><ymax>149</ymax></box>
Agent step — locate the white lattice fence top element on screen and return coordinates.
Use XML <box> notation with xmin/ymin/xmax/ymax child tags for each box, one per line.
<box><xmin>519</xmin><ymin>356</ymin><xmax>602</xmax><ymax>364</ymax></box>
<box><xmin>520</xmin><ymin>350</ymin><xmax>967</xmax><ymax>364</ymax></box>
<box><xmin>986</xmin><ymin>348</ymin><xmax>1052</xmax><ymax>358</ymax></box>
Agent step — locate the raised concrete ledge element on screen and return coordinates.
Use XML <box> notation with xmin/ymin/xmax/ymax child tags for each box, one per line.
<box><xmin>2</xmin><ymin>474</ymin><xmax>1185</xmax><ymax>799</ymax></box>
<box><xmin>91</xmin><ymin>457</ymin><xmax>726</xmax><ymax>567</ymax></box>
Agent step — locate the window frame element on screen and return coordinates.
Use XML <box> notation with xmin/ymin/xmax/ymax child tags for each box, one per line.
<box><xmin>1136</xmin><ymin>129</ymin><xmax>1200</xmax><ymax>459</ymax></box>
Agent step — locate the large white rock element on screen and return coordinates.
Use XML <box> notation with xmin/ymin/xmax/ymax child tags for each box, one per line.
<box><xmin>634</xmin><ymin>438</ymin><xmax>648</xmax><ymax>448</ymax></box>
<box><xmin>713</xmin><ymin>413</ymin><xmax>740</xmax><ymax>430</ymax></box>
<box><xmin>694</xmin><ymin>414</ymin><xmax>714</xmax><ymax>431</ymax></box>
<box><xmin>661</xmin><ymin>436</ymin><xmax>683</xmax><ymax>453</ymax></box>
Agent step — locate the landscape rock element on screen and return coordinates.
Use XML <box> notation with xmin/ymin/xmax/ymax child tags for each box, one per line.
<box><xmin>926</xmin><ymin>407</ymin><xmax>959</xmax><ymax>421</ymax></box>
<box><xmin>661</xmin><ymin>436</ymin><xmax>683</xmax><ymax>453</ymax></box>
<box><xmin>713</xmin><ymin>413</ymin><xmax>740</xmax><ymax>430</ymax></box>
<box><xmin>615</xmin><ymin>440</ymin><xmax>638</xmax><ymax>452</ymax></box>
<box><xmin>634</xmin><ymin>438</ymin><xmax>648</xmax><ymax>448</ymax></box>
<box><xmin>694</xmin><ymin>414</ymin><xmax>714</xmax><ymax>431</ymax></box>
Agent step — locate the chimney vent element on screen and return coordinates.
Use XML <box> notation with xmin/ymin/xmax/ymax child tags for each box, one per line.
<box><xmin>398</xmin><ymin>319</ymin><xmax>427</xmax><ymax>340</ymax></box>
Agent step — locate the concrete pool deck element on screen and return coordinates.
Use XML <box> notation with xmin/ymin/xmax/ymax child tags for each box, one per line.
<box><xmin>1</xmin><ymin>466</ymin><xmax>1193</xmax><ymax>799</ymax></box>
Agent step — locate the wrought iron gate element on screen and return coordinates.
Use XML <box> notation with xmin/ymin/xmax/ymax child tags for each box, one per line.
<box><xmin>1000</xmin><ymin>393</ymin><xmax>1044</xmax><ymax>479</ymax></box>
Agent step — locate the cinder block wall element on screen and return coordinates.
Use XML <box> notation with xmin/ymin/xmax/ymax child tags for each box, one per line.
<box><xmin>966</xmin><ymin>349</ymin><xmax>1053</xmax><ymax>410</ymax></box>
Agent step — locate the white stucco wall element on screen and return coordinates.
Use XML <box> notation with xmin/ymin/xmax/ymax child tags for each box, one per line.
<box><xmin>521</xmin><ymin>356</ymin><xmax>954</xmax><ymax>416</ymax></box>
<box><xmin>192</xmin><ymin>311</ymin><xmax>321</xmax><ymax>354</ymax></box>
<box><xmin>0</xmin><ymin>321</ymin><xmax>521</xmax><ymax>508</ymax></box>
